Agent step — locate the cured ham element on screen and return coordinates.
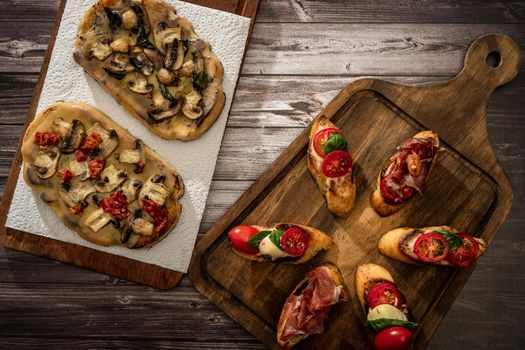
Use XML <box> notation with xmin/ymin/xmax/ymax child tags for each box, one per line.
<box><xmin>278</xmin><ymin>265</ymin><xmax>346</xmax><ymax>345</ymax></box>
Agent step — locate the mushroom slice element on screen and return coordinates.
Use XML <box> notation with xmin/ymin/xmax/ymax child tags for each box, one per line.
<box><xmin>182</xmin><ymin>89</ymin><xmax>203</xmax><ymax>120</ymax></box>
<box><xmin>69</xmin><ymin>159</ymin><xmax>90</xmax><ymax>181</ymax></box>
<box><xmin>58</xmin><ymin>180</ymin><xmax>95</xmax><ymax>208</ymax></box>
<box><xmin>110</xmin><ymin>38</ymin><xmax>130</xmax><ymax>53</ymax></box>
<box><xmin>106</xmin><ymin>53</ymin><xmax>135</xmax><ymax>74</ymax></box>
<box><xmin>164</xmin><ymin>39</ymin><xmax>184</xmax><ymax>71</ymax></box>
<box><xmin>51</xmin><ymin>117</ymin><xmax>72</xmax><ymax>138</ymax></box>
<box><xmin>131</xmin><ymin>218</ymin><xmax>154</xmax><ymax>236</ymax></box>
<box><xmin>157</xmin><ymin>68</ymin><xmax>176</xmax><ymax>85</ymax></box>
<box><xmin>202</xmin><ymin>82</ymin><xmax>220</xmax><ymax>116</ymax></box>
<box><xmin>153</xmin><ymin>24</ymin><xmax>181</xmax><ymax>55</ymax></box>
<box><xmin>179</xmin><ymin>60</ymin><xmax>194</xmax><ymax>77</ymax></box>
<box><xmin>120</xmin><ymin>178</ymin><xmax>143</xmax><ymax>202</ymax></box>
<box><xmin>139</xmin><ymin>174</ymin><xmax>172</xmax><ymax>206</ymax></box>
<box><xmin>119</xmin><ymin>139</ymin><xmax>145</xmax><ymax>165</ymax></box>
<box><xmin>94</xmin><ymin>164</ymin><xmax>127</xmax><ymax>193</ymax></box>
<box><xmin>86</xmin><ymin>36</ymin><xmax>113</xmax><ymax>61</ymax></box>
<box><xmin>34</xmin><ymin>147</ymin><xmax>60</xmax><ymax>179</ymax></box>
<box><xmin>86</xmin><ymin>123</ymin><xmax>118</xmax><ymax>158</ymax></box>
<box><xmin>84</xmin><ymin>208</ymin><xmax>112</xmax><ymax>233</ymax></box>
<box><xmin>192</xmin><ymin>50</ymin><xmax>205</xmax><ymax>73</ymax></box>
<box><xmin>129</xmin><ymin>52</ymin><xmax>154</xmax><ymax>76</ymax></box>
<box><xmin>143</xmin><ymin>48</ymin><xmax>164</xmax><ymax>70</ymax></box>
<box><xmin>58</xmin><ymin>119</ymin><xmax>86</xmax><ymax>153</ymax></box>
<box><xmin>122</xmin><ymin>9</ymin><xmax>138</xmax><ymax>30</ymax></box>
<box><xmin>127</xmin><ymin>73</ymin><xmax>153</xmax><ymax>94</ymax></box>
<box><xmin>149</xmin><ymin>88</ymin><xmax>181</xmax><ymax>122</ymax></box>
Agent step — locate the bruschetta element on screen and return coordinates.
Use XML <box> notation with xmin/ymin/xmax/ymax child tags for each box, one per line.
<box><xmin>307</xmin><ymin>116</ymin><xmax>356</xmax><ymax>217</ymax></box>
<box><xmin>378</xmin><ymin>226</ymin><xmax>486</xmax><ymax>267</ymax></box>
<box><xmin>371</xmin><ymin>131</ymin><xmax>441</xmax><ymax>217</ymax></box>
<box><xmin>355</xmin><ymin>263</ymin><xmax>416</xmax><ymax>350</ymax></box>
<box><xmin>277</xmin><ymin>263</ymin><xmax>346</xmax><ymax>348</ymax></box>
<box><xmin>228</xmin><ymin>224</ymin><xmax>333</xmax><ymax>264</ymax></box>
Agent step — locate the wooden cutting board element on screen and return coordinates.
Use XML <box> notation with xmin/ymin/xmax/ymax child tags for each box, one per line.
<box><xmin>0</xmin><ymin>0</ymin><xmax>260</xmax><ymax>290</ymax></box>
<box><xmin>189</xmin><ymin>33</ymin><xmax>520</xmax><ymax>349</ymax></box>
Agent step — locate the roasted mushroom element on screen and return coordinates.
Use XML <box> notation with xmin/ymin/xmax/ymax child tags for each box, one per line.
<box><xmin>164</xmin><ymin>39</ymin><xmax>184</xmax><ymax>71</ymax></box>
<box><xmin>58</xmin><ymin>180</ymin><xmax>96</xmax><ymax>208</ymax></box>
<box><xmin>86</xmin><ymin>36</ymin><xmax>113</xmax><ymax>61</ymax></box>
<box><xmin>33</xmin><ymin>147</ymin><xmax>60</xmax><ymax>179</ymax></box>
<box><xmin>86</xmin><ymin>123</ymin><xmax>118</xmax><ymax>158</ymax></box>
<box><xmin>202</xmin><ymin>82</ymin><xmax>220</xmax><ymax>116</ymax></box>
<box><xmin>69</xmin><ymin>159</ymin><xmax>90</xmax><ymax>181</ymax></box>
<box><xmin>109</xmin><ymin>38</ymin><xmax>130</xmax><ymax>53</ymax></box>
<box><xmin>84</xmin><ymin>208</ymin><xmax>112</xmax><ymax>232</ymax></box>
<box><xmin>182</xmin><ymin>89</ymin><xmax>203</xmax><ymax>120</ymax></box>
<box><xmin>139</xmin><ymin>174</ymin><xmax>172</xmax><ymax>206</ymax></box>
<box><xmin>122</xmin><ymin>9</ymin><xmax>138</xmax><ymax>30</ymax></box>
<box><xmin>157</xmin><ymin>68</ymin><xmax>176</xmax><ymax>85</ymax></box>
<box><xmin>106</xmin><ymin>53</ymin><xmax>135</xmax><ymax>74</ymax></box>
<box><xmin>94</xmin><ymin>165</ymin><xmax>127</xmax><ymax>192</ymax></box>
<box><xmin>58</xmin><ymin>120</ymin><xmax>86</xmax><ymax>153</ymax></box>
<box><xmin>153</xmin><ymin>24</ymin><xmax>181</xmax><ymax>54</ymax></box>
<box><xmin>127</xmin><ymin>73</ymin><xmax>153</xmax><ymax>94</ymax></box>
<box><xmin>120</xmin><ymin>178</ymin><xmax>143</xmax><ymax>202</ymax></box>
<box><xmin>149</xmin><ymin>88</ymin><xmax>181</xmax><ymax>122</ymax></box>
<box><xmin>129</xmin><ymin>52</ymin><xmax>154</xmax><ymax>76</ymax></box>
<box><xmin>143</xmin><ymin>48</ymin><xmax>164</xmax><ymax>70</ymax></box>
<box><xmin>119</xmin><ymin>139</ymin><xmax>145</xmax><ymax>165</ymax></box>
<box><xmin>104</xmin><ymin>7</ymin><xmax>122</xmax><ymax>33</ymax></box>
<box><xmin>131</xmin><ymin>218</ymin><xmax>154</xmax><ymax>236</ymax></box>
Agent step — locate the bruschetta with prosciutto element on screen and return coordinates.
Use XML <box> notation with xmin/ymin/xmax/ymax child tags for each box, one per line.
<box><xmin>355</xmin><ymin>263</ymin><xmax>416</xmax><ymax>350</ymax></box>
<box><xmin>277</xmin><ymin>263</ymin><xmax>347</xmax><ymax>348</ymax></box>
<box><xmin>378</xmin><ymin>226</ymin><xmax>486</xmax><ymax>267</ymax></box>
<box><xmin>228</xmin><ymin>224</ymin><xmax>333</xmax><ymax>264</ymax></box>
<box><xmin>371</xmin><ymin>131</ymin><xmax>441</xmax><ymax>217</ymax></box>
<box><xmin>307</xmin><ymin>116</ymin><xmax>356</xmax><ymax>217</ymax></box>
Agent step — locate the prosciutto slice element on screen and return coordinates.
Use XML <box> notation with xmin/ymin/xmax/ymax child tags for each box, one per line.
<box><xmin>381</xmin><ymin>137</ymin><xmax>440</xmax><ymax>200</ymax></box>
<box><xmin>279</xmin><ymin>266</ymin><xmax>346</xmax><ymax>343</ymax></box>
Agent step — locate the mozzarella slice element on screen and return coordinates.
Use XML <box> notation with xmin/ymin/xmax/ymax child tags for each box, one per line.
<box><xmin>259</xmin><ymin>236</ymin><xmax>290</xmax><ymax>260</ymax></box>
<box><xmin>367</xmin><ymin>304</ymin><xmax>407</xmax><ymax>322</ymax></box>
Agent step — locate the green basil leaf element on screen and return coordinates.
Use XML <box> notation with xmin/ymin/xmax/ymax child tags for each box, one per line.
<box><xmin>247</xmin><ymin>230</ymin><xmax>272</xmax><ymax>250</ymax></box>
<box><xmin>269</xmin><ymin>230</ymin><xmax>285</xmax><ymax>251</ymax></box>
<box><xmin>193</xmin><ymin>71</ymin><xmax>212</xmax><ymax>91</ymax></box>
<box><xmin>367</xmin><ymin>318</ymin><xmax>418</xmax><ymax>333</ymax></box>
<box><xmin>323</xmin><ymin>132</ymin><xmax>348</xmax><ymax>155</ymax></box>
<box><xmin>434</xmin><ymin>229</ymin><xmax>463</xmax><ymax>251</ymax></box>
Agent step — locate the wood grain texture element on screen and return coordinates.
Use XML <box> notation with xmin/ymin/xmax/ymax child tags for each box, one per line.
<box><xmin>1</xmin><ymin>0</ymin><xmax>525</xmax><ymax>349</ymax></box>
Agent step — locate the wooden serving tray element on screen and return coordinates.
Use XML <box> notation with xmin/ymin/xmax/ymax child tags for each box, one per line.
<box><xmin>189</xmin><ymin>34</ymin><xmax>520</xmax><ymax>349</ymax></box>
<box><xmin>0</xmin><ymin>0</ymin><xmax>260</xmax><ymax>290</ymax></box>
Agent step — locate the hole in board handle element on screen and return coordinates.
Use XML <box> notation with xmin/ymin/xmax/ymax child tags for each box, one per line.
<box><xmin>486</xmin><ymin>51</ymin><xmax>501</xmax><ymax>68</ymax></box>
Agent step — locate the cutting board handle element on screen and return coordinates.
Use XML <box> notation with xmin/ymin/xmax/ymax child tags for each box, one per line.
<box><xmin>455</xmin><ymin>33</ymin><xmax>520</xmax><ymax>94</ymax></box>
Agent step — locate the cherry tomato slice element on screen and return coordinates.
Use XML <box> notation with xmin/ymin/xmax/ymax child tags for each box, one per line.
<box><xmin>228</xmin><ymin>225</ymin><xmax>259</xmax><ymax>255</ymax></box>
<box><xmin>313</xmin><ymin>128</ymin><xmax>342</xmax><ymax>157</ymax></box>
<box><xmin>413</xmin><ymin>233</ymin><xmax>449</xmax><ymax>263</ymax></box>
<box><xmin>280</xmin><ymin>227</ymin><xmax>308</xmax><ymax>256</ymax></box>
<box><xmin>374</xmin><ymin>326</ymin><xmax>412</xmax><ymax>350</ymax></box>
<box><xmin>379</xmin><ymin>178</ymin><xmax>415</xmax><ymax>204</ymax></box>
<box><xmin>445</xmin><ymin>233</ymin><xmax>480</xmax><ymax>268</ymax></box>
<box><xmin>367</xmin><ymin>281</ymin><xmax>405</xmax><ymax>310</ymax></box>
<box><xmin>321</xmin><ymin>150</ymin><xmax>353</xmax><ymax>178</ymax></box>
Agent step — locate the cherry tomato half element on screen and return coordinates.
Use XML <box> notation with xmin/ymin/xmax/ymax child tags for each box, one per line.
<box><xmin>374</xmin><ymin>326</ymin><xmax>412</xmax><ymax>350</ymax></box>
<box><xmin>413</xmin><ymin>233</ymin><xmax>449</xmax><ymax>263</ymax></box>
<box><xmin>379</xmin><ymin>178</ymin><xmax>415</xmax><ymax>204</ymax></box>
<box><xmin>280</xmin><ymin>227</ymin><xmax>308</xmax><ymax>256</ymax></box>
<box><xmin>445</xmin><ymin>233</ymin><xmax>480</xmax><ymax>268</ymax></box>
<box><xmin>367</xmin><ymin>281</ymin><xmax>405</xmax><ymax>310</ymax></box>
<box><xmin>228</xmin><ymin>225</ymin><xmax>259</xmax><ymax>255</ymax></box>
<box><xmin>321</xmin><ymin>150</ymin><xmax>353</xmax><ymax>178</ymax></box>
<box><xmin>313</xmin><ymin>128</ymin><xmax>342</xmax><ymax>157</ymax></box>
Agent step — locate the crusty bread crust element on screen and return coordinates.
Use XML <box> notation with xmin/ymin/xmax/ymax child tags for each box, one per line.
<box><xmin>233</xmin><ymin>224</ymin><xmax>334</xmax><ymax>265</ymax></box>
<box><xmin>277</xmin><ymin>263</ymin><xmax>345</xmax><ymax>348</ymax></box>
<box><xmin>370</xmin><ymin>130</ymin><xmax>439</xmax><ymax>217</ymax></box>
<box><xmin>307</xmin><ymin>115</ymin><xmax>356</xmax><ymax>218</ymax></box>
<box><xmin>355</xmin><ymin>263</ymin><xmax>394</xmax><ymax>311</ymax></box>
<box><xmin>378</xmin><ymin>225</ymin><xmax>487</xmax><ymax>265</ymax></box>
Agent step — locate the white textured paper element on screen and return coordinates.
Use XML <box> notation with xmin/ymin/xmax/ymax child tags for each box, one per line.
<box><xmin>6</xmin><ymin>0</ymin><xmax>251</xmax><ymax>273</ymax></box>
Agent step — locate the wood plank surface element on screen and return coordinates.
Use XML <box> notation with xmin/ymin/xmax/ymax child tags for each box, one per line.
<box><xmin>0</xmin><ymin>0</ymin><xmax>524</xmax><ymax>349</ymax></box>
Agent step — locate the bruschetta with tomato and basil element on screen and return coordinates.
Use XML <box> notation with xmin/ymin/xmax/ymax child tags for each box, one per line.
<box><xmin>308</xmin><ymin>116</ymin><xmax>356</xmax><ymax>218</ymax></box>
<box><xmin>228</xmin><ymin>224</ymin><xmax>333</xmax><ymax>264</ymax></box>
<box><xmin>378</xmin><ymin>226</ymin><xmax>486</xmax><ymax>267</ymax></box>
<box><xmin>371</xmin><ymin>131</ymin><xmax>441</xmax><ymax>217</ymax></box>
<box><xmin>355</xmin><ymin>263</ymin><xmax>416</xmax><ymax>350</ymax></box>
<box><xmin>277</xmin><ymin>263</ymin><xmax>347</xmax><ymax>348</ymax></box>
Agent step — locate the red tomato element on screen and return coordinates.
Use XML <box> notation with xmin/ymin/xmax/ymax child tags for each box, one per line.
<box><xmin>75</xmin><ymin>150</ymin><xmax>88</xmax><ymax>162</ymax></box>
<box><xmin>57</xmin><ymin>168</ymin><xmax>74</xmax><ymax>182</ymax></box>
<box><xmin>445</xmin><ymin>233</ymin><xmax>480</xmax><ymax>267</ymax></box>
<box><xmin>413</xmin><ymin>233</ymin><xmax>449</xmax><ymax>263</ymax></box>
<box><xmin>99</xmin><ymin>191</ymin><xmax>130</xmax><ymax>220</ymax></box>
<box><xmin>367</xmin><ymin>281</ymin><xmax>405</xmax><ymax>309</ymax></box>
<box><xmin>374</xmin><ymin>326</ymin><xmax>412</xmax><ymax>350</ymax></box>
<box><xmin>34</xmin><ymin>131</ymin><xmax>60</xmax><ymax>147</ymax></box>
<box><xmin>80</xmin><ymin>132</ymin><xmax>102</xmax><ymax>151</ymax></box>
<box><xmin>68</xmin><ymin>204</ymin><xmax>84</xmax><ymax>216</ymax></box>
<box><xmin>321</xmin><ymin>150</ymin><xmax>353</xmax><ymax>178</ymax></box>
<box><xmin>141</xmin><ymin>199</ymin><xmax>169</xmax><ymax>234</ymax></box>
<box><xmin>379</xmin><ymin>178</ymin><xmax>415</xmax><ymax>204</ymax></box>
<box><xmin>280</xmin><ymin>227</ymin><xmax>308</xmax><ymax>256</ymax></box>
<box><xmin>88</xmin><ymin>159</ymin><xmax>106</xmax><ymax>180</ymax></box>
<box><xmin>313</xmin><ymin>128</ymin><xmax>342</xmax><ymax>157</ymax></box>
<box><xmin>228</xmin><ymin>225</ymin><xmax>259</xmax><ymax>255</ymax></box>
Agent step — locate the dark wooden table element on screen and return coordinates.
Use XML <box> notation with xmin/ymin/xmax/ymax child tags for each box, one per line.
<box><xmin>1</xmin><ymin>1</ymin><xmax>524</xmax><ymax>348</ymax></box>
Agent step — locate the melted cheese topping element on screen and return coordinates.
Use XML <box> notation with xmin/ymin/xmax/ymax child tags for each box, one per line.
<box><xmin>259</xmin><ymin>236</ymin><xmax>290</xmax><ymax>260</ymax></box>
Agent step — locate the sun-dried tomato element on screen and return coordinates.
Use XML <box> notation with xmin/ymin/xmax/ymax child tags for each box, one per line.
<box><xmin>57</xmin><ymin>168</ymin><xmax>74</xmax><ymax>182</ymax></box>
<box><xmin>80</xmin><ymin>132</ymin><xmax>102</xmax><ymax>151</ymax></box>
<box><xmin>140</xmin><ymin>199</ymin><xmax>169</xmax><ymax>234</ymax></box>
<box><xmin>34</xmin><ymin>131</ymin><xmax>60</xmax><ymax>147</ymax></box>
<box><xmin>88</xmin><ymin>158</ymin><xmax>106</xmax><ymax>180</ymax></box>
<box><xmin>75</xmin><ymin>149</ymin><xmax>88</xmax><ymax>162</ymax></box>
<box><xmin>99</xmin><ymin>191</ymin><xmax>130</xmax><ymax>220</ymax></box>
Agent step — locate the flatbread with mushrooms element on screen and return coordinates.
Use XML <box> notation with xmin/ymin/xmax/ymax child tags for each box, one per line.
<box><xmin>21</xmin><ymin>102</ymin><xmax>184</xmax><ymax>249</ymax></box>
<box><xmin>74</xmin><ymin>0</ymin><xmax>225</xmax><ymax>140</ymax></box>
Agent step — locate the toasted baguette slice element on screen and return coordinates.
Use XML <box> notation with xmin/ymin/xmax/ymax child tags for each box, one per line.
<box><xmin>378</xmin><ymin>225</ymin><xmax>487</xmax><ymax>266</ymax></box>
<box><xmin>355</xmin><ymin>263</ymin><xmax>394</xmax><ymax>311</ymax></box>
<box><xmin>307</xmin><ymin>116</ymin><xmax>356</xmax><ymax>217</ymax></box>
<box><xmin>233</xmin><ymin>224</ymin><xmax>334</xmax><ymax>265</ymax></box>
<box><xmin>277</xmin><ymin>263</ymin><xmax>345</xmax><ymax>348</ymax></box>
<box><xmin>371</xmin><ymin>130</ymin><xmax>439</xmax><ymax>217</ymax></box>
